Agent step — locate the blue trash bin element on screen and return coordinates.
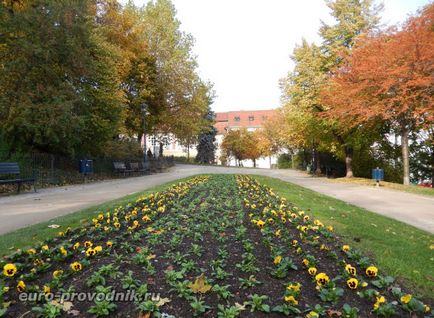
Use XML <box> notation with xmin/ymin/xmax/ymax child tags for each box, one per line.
<box><xmin>79</xmin><ymin>160</ymin><xmax>93</xmax><ymax>175</ymax></box>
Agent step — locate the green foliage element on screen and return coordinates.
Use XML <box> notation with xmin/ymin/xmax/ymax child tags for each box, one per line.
<box><xmin>0</xmin><ymin>0</ymin><xmax>212</xmax><ymax>159</ymax></box>
<box><xmin>196</xmin><ymin>110</ymin><xmax>217</xmax><ymax>164</ymax></box>
<box><xmin>277</xmin><ymin>154</ymin><xmax>292</xmax><ymax>169</ymax></box>
<box><xmin>0</xmin><ymin>0</ymin><xmax>123</xmax><ymax>156</ymax></box>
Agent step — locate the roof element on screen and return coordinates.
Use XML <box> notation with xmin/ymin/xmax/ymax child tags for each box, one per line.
<box><xmin>214</xmin><ymin>109</ymin><xmax>276</xmax><ymax>134</ymax></box>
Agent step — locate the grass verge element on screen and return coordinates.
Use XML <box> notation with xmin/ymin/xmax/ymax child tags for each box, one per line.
<box><xmin>330</xmin><ymin>176</ymin><xmax>434</xmax><ymax>197</ymax></box>
<box><xmin>0</xmin><ymin>176</ymin><xmax>196</xmax><ymax>258</ymax></box>
<box><xmin>254</xmin><ymin>175</ymin><xmax>434</xmax><ymax>299</ymax></box>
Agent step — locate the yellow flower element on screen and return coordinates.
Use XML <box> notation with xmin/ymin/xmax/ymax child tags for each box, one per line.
<box><xmin>27</xmin><ymin>248</ymin><xmax>36</xmax><ymax>255</ymax></box>
<box><xmin>257</xmin><ymin>220</ymin><xmax>265</xmax><ymax>228</ymax></box>
<box><xmin>73</xmin><ymin>242</ymin><xmax>80</xmax><ymax>250</ymax></box>
<box><xmin>366</xmin><ymin>266</ymin><xmax>378</xmax><ymax>277</ymax></box>
<box><xmin>33</xmin><ymin>258</ymin><xmax>43</xmax><ymax>266</ymax></box>
<box><xmin>320</xmin><ymin>244</ymin><xmax>329</xmax><ymax>251</ymax></box>
<box><xmin>400</xmin><ymin>294</ymin><xmax>412</xmax><ymax>304</ymax></box>
<box><xmin>267</xmin><ymin>218</ymin><xmax>274</xmax><ymax>224</ymax></box>
<box><xmin>274</xmin><ymin>255</ymin><xmax>282</xmax><ymax>265</ymax></box>
<box><xmin>315</xmin><ymin>272</ymin><xmax>330</xmax><ymax>286</ymax></box>
<box><xmin>43</xmin><ymin>285</ymin><xmax>51</xmax><ymax>294</ymax></box>
<box><xmin>41</xmin><ymin>245</ymin><xmax>49</xmax><ymax>251</ymax></box>
<box><xmin>287</xmin><ymin>283</ymin><xmax>301</xmax><ymax>292</ymax></box>
<box><xmin>284</xmin><ymin>295</ymin><xmax>298</xmax><ymax>305</ymax></box>
<box><xmin>114</xmin><ymin>222</ymin><xmax>121</xmax><ymax>228</ymax></box>
<box><xmin>424</xmin><ymin>305</ymin><xmax>430</xmax><ymax>312</ymax></box>
<box><xmin>374</xmin><ymin>295</ymin><xmax>386</xmax><ymax>310</ymax></box>
<box><xmin>275</xmin><ymin>229</ymin><xmax>281</xmax><ymax>237</ymax></box>
<box><xmin>342</xmin><ymin>245</ymin><xmax>350</xmax><ymax>252</ymax></box>
<box><xmin>300</xmin><ymin>226</ymin><xmax>308</xmax><ymax>233</ymax></box>
<box><xmin>86</xmin><ymin>248</ymin><xmax>96</xmax><ymax>257</ymax></box>
<box><xmin>308</xmin><ymin>267</ymin><xmax>317</xmax><ymax>276</ymax></box>
<box><xmin>58</xmin><ymin>231</ymin><xmax>64</xmax><ymax>237</ymax></box>
<box><xmin>53</xmin><ymin>270</ymin><xmax>63</xmax><ymax>279</ymax></box>
<box><xmin>314</xmin><ymin>219</ymin><xmax>323</xmax><ymax>227</ymax></box>
<box><xmin>376</xmin><ymin>295</ymin><xmax>386</xmax><ymax>304</ymax></box>
<box><xmin>292</xmin><ymin>240</ymin><xmax>298</xmax><ymax>247</ymax></box>
<box><xmin>59</xmin><ymin>247</ymin><xmax>67</xmax><ymax>256</ymax></box>
<box><xmin>327</xmin><ymin>225</ymin><xmax>334</xmax><ymax>232</ymax></box>
<box><xmin>345</xmin><ymin>264</ymin><xmax>356</xmax><ymax>276</ymax></box>
<box><xmin>306</xmin><ymin>311</ymin><xmax>319</xmax><ymax>318</ymax></box>
<box><xmin>106</xmin><ymin>241</ymin><xmax>113</xmax><ymax>248</ymax></box>
<box><xmin>98</xmin><ymin>213</ymin><xmax>104</xmax><ymax>221</ymax></box>
<box><xmin>346</xmin><ymin>278</ymin><xmax>358</xmax><ymax>289</ymax></box>
<box><xmin>70</xmin><ymin>262</ymin><xmax>82</xmax><ymax>272</ymax></box>
<box><xmin>302</xmin><ymin>259</ymin><xmax>309</xmax><ymax>267</ymax></box>
<box><xmin>3</xmin><ymin>263</ymin><xmax>17</xmax><ymax>277</ymax></box>
<box><xmin>84</xmin><ymin>241</ymin><xmax>93</xmax><ymax>248</ymax></box>
<box><xmin>142</xmin><ymin>215</ymin><xmax>151</xmax><ymax>222</ymax></box>
<box><xmin>94</xmin><ymin>246</ymin><xmax>102</xmax><ymax>252</ymax></box>
<box><xmin>16</xmin><ymin>280</ymin><xmax>25</xmax><ymax>293</ymax></box>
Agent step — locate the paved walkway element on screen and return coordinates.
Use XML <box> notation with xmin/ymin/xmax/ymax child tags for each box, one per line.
<box><xmin>0</xmin><ymin>164</ymin><xmax>433</xmax><ymax>234</ymax></box>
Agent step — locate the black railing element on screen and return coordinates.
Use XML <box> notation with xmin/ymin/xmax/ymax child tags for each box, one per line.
<box><xmin>0</xmin><ymin>152</ymin><xmax>175</xmax><ymax>193</ymax></box>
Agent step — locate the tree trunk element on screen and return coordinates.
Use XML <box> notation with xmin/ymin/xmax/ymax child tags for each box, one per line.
<box><xmin>401</xmin><ymin>127</ymin><xmax>410</xmax><ymax>185</ymax></box>
<box><xmin>159</xmin><ymin>142</ymin><xmax>163</xmax><ymax>157</ymax></box>
<box><xmin>315</xmin><ymin>151</ymin><xmax>321</xmax><ymax>175</ymax></box>
<box><xmin>253</xmin><ymin>159</ymin><xmax>256</xmax><ymax>168</ymax></box>
<box><xmin>187</xmin><ymin>144</ymin><xmax>190</xmax><ymax>161</ymax></box>
<box><xmin>344</xmin><ymin>146</ymin><xmax>354</xmax><ymax>178</ymax></box>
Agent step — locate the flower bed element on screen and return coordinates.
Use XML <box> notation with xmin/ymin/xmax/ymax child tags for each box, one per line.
<box><xmin>0</xmin><ymin>175</ymin><xmax>432</xmax><ymax>317</ymax></box>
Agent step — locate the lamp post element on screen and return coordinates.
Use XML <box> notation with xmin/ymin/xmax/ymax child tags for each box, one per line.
<box><xmin>141</xmin><ymin>103</ymin><xmax>149</xmax><ymax>166</ymax></box>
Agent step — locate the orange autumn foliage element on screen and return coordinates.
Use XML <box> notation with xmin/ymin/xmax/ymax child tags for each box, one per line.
<box><xmin>321</xmin><ymin>4</ymin><xmax>434</xmax><ymax>126</ymax></box>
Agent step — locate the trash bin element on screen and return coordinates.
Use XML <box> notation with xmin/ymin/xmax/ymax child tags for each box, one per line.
<box><xmin>79</xmin><ymin>160</ymin><xmax>93</xmax><ymax>175</ymax></box>
<box><xmin>372</xmin><ymin>168</ymin><xmax>384</xmax><ymax>181</ymax></box>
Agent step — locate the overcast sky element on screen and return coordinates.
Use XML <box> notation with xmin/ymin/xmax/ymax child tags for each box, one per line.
<box><xmin>131</xmin><ymin>0</ymin><xmax>431</xmax><ymax>112</ymax></box>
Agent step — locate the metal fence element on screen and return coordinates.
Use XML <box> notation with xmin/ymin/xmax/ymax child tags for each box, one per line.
<box><xmin>0</xmin><ymin>151</ymin><xmax>174</xmax><ymax>192</ymax></box>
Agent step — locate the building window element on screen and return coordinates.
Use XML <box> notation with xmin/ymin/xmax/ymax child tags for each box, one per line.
<box><xmin>234</xmin><ymin>116</ymin><xmax>240</xmax><ymax>122</ymax></box>
<box><xmin>248</xmin><ymin>116</ymin><xmax>254</xmax><ymax>121</ymax></box>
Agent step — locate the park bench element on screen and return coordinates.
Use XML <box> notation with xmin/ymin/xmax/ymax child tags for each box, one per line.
<box><xmin>112</xmin><ymin>161</ymin><xmax>133</xmax><ymax>177</ymax></box>
<box><xmin>0</xmin><ymin>162</ymin><xmax>36</xmax><ymax>193</ymax></box>
<box><xmin>128</xmin><ymin>162</ymin><xmax>148</xmax><ymax>175</ymax></box>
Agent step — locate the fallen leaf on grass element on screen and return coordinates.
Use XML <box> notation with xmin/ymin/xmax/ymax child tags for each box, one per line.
<box><xmin>326</xmin><ymin>309</ymin><xmax>342</xmax><ymax>316</ymax></box>
<box><xmin>48</xmin><ymin>224</ymin><xmax>60</xmax><ymax>228</ymax></box>
<box><xmin>188</xmin><ymin>274</ymin><xmax>212</xmax><ymax>293</ymax></box>
<box><xmin>235</xmin><ymin>302</ymin><xmax>247</xmax><ymax>311</ymax></box>
<box><xmin>156</xmin><ymin>297</ymin><xmax>171</xmax><ymax>307</ymax></box>
<box><xmin>146</xmin><ymin>254</ymin><xmax>156</xmax><ymax>260</ymax></box>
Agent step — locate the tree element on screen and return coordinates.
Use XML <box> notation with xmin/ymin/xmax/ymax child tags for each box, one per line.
<box><xmin>196</xmin><ymin>109</ymin><xmax>217</xmax><ymax>164</ymax></box>
<box><xmin>96</xmin><ymin>1</ymin><xmax>156</xmax><ymax>142</ymax></box>
<box><xmin>0</xmin><ymin>0</ymin><xmax>123</xmax><ymax>156</ymax></box>
<box><xmin>279</xmin><ymin>0</ymin><xmax>383</xmax><ymax>177</ymax></box>
<box><xmin>321</xmin><ymin>3</ymin><xmax>434</xmax><ymax>184</ymax></box>
<box><xmin>220</xmin><ymin>128</ymin><xmax>266</xmax><ymax>167</ymax></box>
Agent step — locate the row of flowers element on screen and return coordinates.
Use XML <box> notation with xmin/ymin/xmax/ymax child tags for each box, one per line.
<box><xmin>236</xmin><ymin>175</ymin><xmax>432</xmax><ymax>318</ymax></box>
<box><xmin>0</xmin><ymin>176</ymin><xmax>209</xmax><ymax>317</ymax></box>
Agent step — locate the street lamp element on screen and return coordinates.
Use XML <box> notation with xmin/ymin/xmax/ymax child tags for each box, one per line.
<box><xmin>141</xmin><ymin>103</ymin><xmax>149</xmax><ymax>166</ymax></box>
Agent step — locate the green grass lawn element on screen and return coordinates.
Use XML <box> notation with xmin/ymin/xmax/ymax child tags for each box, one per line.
<box><xmin>254</xmin><ymin>175</ymin><xmax>434</xmax><ymax>299</ymax></box>
<box><xmin>330</xmin><ymin>176</ymin><xmax>434</xmax><ymax>197</ymax></box>
<box><xmin>0</xmin><ymin>176</ymin><xmax>194</xmax><ymax>258</ymax></box>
